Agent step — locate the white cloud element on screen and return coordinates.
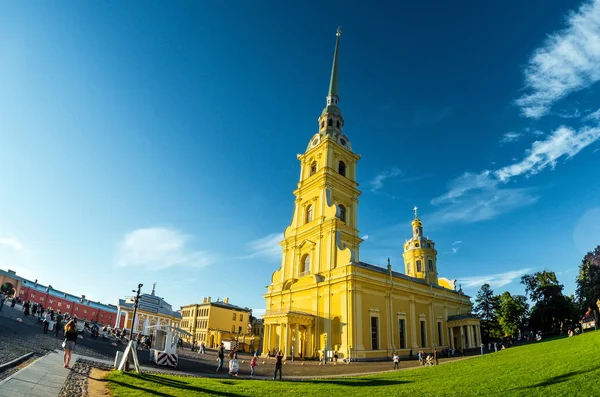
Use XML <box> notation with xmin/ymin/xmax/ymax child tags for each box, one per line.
<box><xmin>241</xmin><ymin>233</ymin><xmax>283</xmax><ymax>262</ymax></box>
<box><xmin>533</xmin><ymin>130</ymin><xmax>545</xmax><ymax>136</ymax></box>
<box><xmin>370</xmin><ymin>168</ymin><xmax>401</xmax><ymax>192</ymax></box>
<box><xmin>0</xmin><ymin>238</ymin><xmax>23</xmax><ymax>251</ymax></box>
<box><xmin>515</xmin><ymin>0</ymin><xmax>600</xmax><ymax>118</ymax></box>
<box><xmin>500</xmin><ymin>131</ymin><xmax>522</xmax><ymax>144</ymax></box>
<box><xmin>117</xmin><ymin>227</ymin><xmax>211</xmax><ymax>270</ymax></box>
<box><xmin>452</xmin><ymin>247</ymin><xmax>459</xmax><ymax>254</ymax></box>
<box><xmin>361</xmin><ymin>235</ymin><xmax>369</xmax><ymax>240</ymax></box>
<box><xmin>495</xmin><ymin>125</ymin><xmax>600</xmax><ymax>181</ymax></box>
<box><xmin>452</xmin><ymin>241</ymin><xmax>462</xmax><ymax>245</ymax></box>
<box><xmin>459</xmin><ymin>268</ymin><xmax>534</xmax><ymax>289</ymax></box>
<box><xmin>584</xmin><ymin>108</ymin><xmax>600</xmax><ymax>121</ymax></box>
<box><xmin>430</xmin><ymin>124</ymin><xmax>600</xmax><ymax>224</ymax></box>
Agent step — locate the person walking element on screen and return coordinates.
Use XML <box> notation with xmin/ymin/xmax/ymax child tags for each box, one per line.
<box><xmin>216</xmin><ymin>343</ymin><xmax>225</xmax><ymax>372</ymax></box>
<box><xmin>393</xmin><ymin>352</ymin><xmax>400</xmax><ymax>370</ymax></box>
<box><xmin>273</xmin><ymin>350</ymin><xmax>283</xmax><ymax>380</ymax></box>
<box><xmin>433</xmin><ymin>348</ymin><xmax>438</xmax><ymax>365</ymax></box>
<box><xmin>250</xmin><ymin>355</ymin><xmax>257</xmax><ymax>378</ymax></box>
<box><xmin>63</xmin><ymin>320</ymin><xmax>78</xmax><ymax>368</ymax></box>
<box><xmin>0</xmin><ymin>293</ymin><xmax>5</xmax><ymax>311</ymax></box>
<box><xmin>43</xmin><ymin>310</ymin><xmax>50</xmax><ymax>334</ymax></box>
<box><xmin>54</xmin><ymin>311</ymin><xmax>64</xmax><ymax>337</ymax></box>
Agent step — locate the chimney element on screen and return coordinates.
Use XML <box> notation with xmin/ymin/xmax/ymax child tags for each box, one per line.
<box><xmin>207</xmin><ymin>296</ymin><xmax>211</xmax><ymax>303</ymax></box>
<box><xmin>223</xmin><ymin>297</ymin><xmax>229</xmax><ymax>304</ymax></box>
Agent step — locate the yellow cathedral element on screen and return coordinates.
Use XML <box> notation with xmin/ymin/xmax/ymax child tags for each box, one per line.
<box><xmin>263</xmin><ymin>29</ymin><xmax>481</xmax><ymax>361</ymax></box>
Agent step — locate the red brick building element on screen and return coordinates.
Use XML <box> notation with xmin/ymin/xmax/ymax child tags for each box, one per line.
<box><xmin>1</xmin><ymin>269</ymin><xmax>124</xmax><ymax>327</ymax></box>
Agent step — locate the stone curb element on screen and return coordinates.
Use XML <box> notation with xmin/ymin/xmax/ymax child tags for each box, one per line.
<box><xmin>0</xmin><ymin>352</ymin><xmax>36</xmax><ymax>373</ymax></box>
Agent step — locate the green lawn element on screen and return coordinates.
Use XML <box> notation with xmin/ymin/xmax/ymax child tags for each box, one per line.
<box><xmin>105</xmin><ymin>331</ymin><xmax>600</xmax><ymax>396</ymax></box>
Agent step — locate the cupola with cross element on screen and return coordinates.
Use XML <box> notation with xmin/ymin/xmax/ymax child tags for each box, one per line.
<box><xmin>402</xmin><ymin>206</ymin><xmax>438</xmax><ymax>284</ymax></box>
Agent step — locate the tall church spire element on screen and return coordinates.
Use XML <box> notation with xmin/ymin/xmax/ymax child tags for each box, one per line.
<box><xmin>328</xmin><ymin>27</ymin><xmax>341</xmax><ymax>100</ymax></box>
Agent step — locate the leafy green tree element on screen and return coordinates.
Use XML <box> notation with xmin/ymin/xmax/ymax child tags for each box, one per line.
<box><xmin>496</xmin><ymin>292</ymin><xmax>529</xmax><ymax>337</ymax></box>
<box><xmin>576</xmin><ymin>245</ymin><xmax>600</xmax><ymax>314</ymax></box>
<box><xmin>521</xmin><ymin>270</ymin><xmax>577</xmax><ymax>334</ymax></box>
<box><xmin>475</xmin><ymin>284</ymin><xmax>501</xmax><ymax>340</ymax></box>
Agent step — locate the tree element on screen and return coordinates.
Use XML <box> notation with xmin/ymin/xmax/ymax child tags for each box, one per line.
<box><xmin>496</xmin><ymin>292</ymin><xmax>529</xmax><ymax>338</ymax></box>
<box><xmin>576</xmin><ymin>245</ymin><xmax>600</xmax><ymax>314</ymax></box>
<box><xmin>475</xmin><ymin>284</ymin><xmax>501</xmax><ymax>341</ymax></box>
<box><xmin>521</xmin><ymin>270</ymin><xmax>577</xmax><ymax>334</ymax></box>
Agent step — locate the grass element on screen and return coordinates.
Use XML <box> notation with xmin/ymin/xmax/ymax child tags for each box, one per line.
<box><xmin>105</xmin><ymin>330</ymin><xmax>600</xmax><ymax>396</ymax></box>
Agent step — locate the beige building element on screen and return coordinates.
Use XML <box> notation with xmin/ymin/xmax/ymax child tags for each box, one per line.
<box><xmin>116</xmin><ymin>285</ymin><xmax>180</xmax><ymax>334</ymax></box>
<box><xmin>181</xmin><ymin>297</ymin><xmax>259</xmax><ymax>351</ymax></box>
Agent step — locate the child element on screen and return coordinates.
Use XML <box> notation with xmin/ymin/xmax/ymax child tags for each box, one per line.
<box><xmin>393</xmin><ymin>352</ymin><xmax>399</xmax><ymax>369</ymax></box>
<box><xmin>250</xmin><ymin>355</ymin><xmax>257</xmax><ymax>377</ymax></box>
<box><xmin>229</xmin><ymin>352</ymin><xmax>239</xmax><ymax>376</ymax></box>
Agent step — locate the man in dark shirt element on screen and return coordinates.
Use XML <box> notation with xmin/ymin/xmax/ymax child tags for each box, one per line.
<box><xmin>216</xmin><ymin>343</ymin><xmax>225</xmax><ymax>372</ymax></box>
<box><xmin>273</xmin><ymin>350</ymin><xmax>283</xmax><ymax>380</ymax></box>
<box><xmin>54</xmin><ymin>311</ymin><xmax>64</xmax><ymax>337</ymax></box>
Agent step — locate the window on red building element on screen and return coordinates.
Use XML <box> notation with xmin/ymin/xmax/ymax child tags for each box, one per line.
<box><xmin>75</xmin><ymin>307</ymin><xmax>79</xmax><ymax>312</ymax></box>
<box><xmin>49</xmin><ymin>299</ymin><xmax>53</xmax><ymax>304</ymax></box>
<box><xmin>67</xmin><ymin>304</ymin><xmax>70</xmax><ymax>309</ymax></box>
<box><xmin>100</xmin><ymin>313</ymin><xmax>104</xmax><ymax>318</ymax></box>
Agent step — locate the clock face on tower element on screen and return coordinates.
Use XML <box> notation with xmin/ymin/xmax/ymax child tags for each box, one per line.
<box><xmin>340</xmin><ymin>138</ymin><xmax>346</xmax><ymax>146</ymax></box>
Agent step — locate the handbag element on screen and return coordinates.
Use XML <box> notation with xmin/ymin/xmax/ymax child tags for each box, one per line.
<box><xmin>62</xmin><ymin>340</ymin><xmax>66</xmax><ymax>348</ymax></box>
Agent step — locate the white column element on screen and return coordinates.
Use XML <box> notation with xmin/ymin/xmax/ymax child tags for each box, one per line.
<box><xmin>306</xmin><ymin>325</ymin><xmax>313</xmax><ymax>358</ymax></box>
<box><xmin>294</xmin><ymin>324</ymin><xmax>300</xmax><ymax>357</ymax></box>
<box><xmin>115</xmin><ymin>309</ymin><xmax>121</xmax><ymax>328</ymax></box>
<box><xmin>449</xmin><ymin>327</ymin><xmax>454</xmax><ymax>348</ymax></box>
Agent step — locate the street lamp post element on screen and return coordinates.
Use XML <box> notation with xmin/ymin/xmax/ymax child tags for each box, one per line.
<box><xmin>131</xmin><ymin>284</ymin><xmax>143</xmax><ymax>339</ymax></box>
<box><xmin>292</xmin><ymin>335</ymin><xmax>295</xmax><ymax>362</ymax></box>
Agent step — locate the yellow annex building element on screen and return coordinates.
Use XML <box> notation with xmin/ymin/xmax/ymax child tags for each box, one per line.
<box><xmin>263</xmin><ymin>30</ymin><xmax>481</xmax><ymax>361</ymax></box>
<box><xmin>180</xmin><ymin>297</ymin><xmax>260</xmax><ymax>352</ymax></box>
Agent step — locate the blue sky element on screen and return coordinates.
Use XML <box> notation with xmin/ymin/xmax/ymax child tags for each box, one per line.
<box><xmin>1</xmin><ymin>1</ymin><xmax>599</xmax><ymax>316</ymax></box>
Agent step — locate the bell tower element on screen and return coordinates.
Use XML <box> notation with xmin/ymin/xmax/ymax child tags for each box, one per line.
<box><xmin>271</xmin><ymin>28</ymin><xmax>363</xmax><ymax>285</ymax></box>
<box><xmin>403</xmin><ymin>207</ymin><xmax>438</xmax><ymax>284</ymax></box>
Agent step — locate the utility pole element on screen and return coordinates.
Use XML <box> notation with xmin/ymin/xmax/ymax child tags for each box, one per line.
<box><xmin>131</xmin><ymin>283</ymin><xmax>143</xmax><ymax>337</ymax></box>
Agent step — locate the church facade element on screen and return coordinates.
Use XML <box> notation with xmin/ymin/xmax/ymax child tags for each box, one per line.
<box><xmin>263</xmin><ymin>30</ymin><xmax>480</xmax><ymax>361</ymax></box>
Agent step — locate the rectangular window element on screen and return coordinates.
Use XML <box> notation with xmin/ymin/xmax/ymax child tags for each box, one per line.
<box><xmin>420</xmin><ymin>321</ymin><xmax>427</xmax><ymax>347</ymax></box>
<box><xmin>233</xmin><ymin>313</ymin><xmax>236</xmax><ymax>321</ymax></box>
<box><xmin>398</xmin><ymin>319</ymin><xmax>406</xmax><ymax>349</ymax></box>
<box><xmin>231</xmin><ymin>325</ymin><xmax>235</xmax><ymax>333</ymax></box>
<box><xmin>240</xmin><ymin>315</ymin><xmax>243</xmax><ymax>322</ymax></box>
<box><xmin>31</xmin><ymin>293</ymin><xmax>35</xmax><ymax>298</ymax></box>
<box><xmin>76</xmin><ymin>307</ymin><xmax>79</xmax><ymax>312</ymax></box>
<box><xmin>67</xmin><ymin>304</ymin><xmax>70</xmax><ymax>309</ymax></box>
<box><xmin>84</xmin><ymin>309</ymin><xmax>87</xmax><ymax>314</ymax></box>
<box><xmin>370</xmin><ymin>316</ymin><xmax>379</xmax><ymax>350</ymax></box>
<box><xmin>438</xmin><ymin>322</ymin><xmax>443</xmax><ymax>346</ymax></box>
<box><xmin>57</xmin><ymin>302</ymin><xmax>62</xmax><ymax>307</ymax></box>
<box><xmin>100</xmin><ymin>313</ymin><xmax>104</xmax><ymax>318</ymax></box>
<box><xmin>238</xmin><ymin>326</ymin><xmax>242</xmax><ymax>333</ymax></box>
<box><xmin>49</xmin><ymin>299</ymin><xmax>53</xmax><ymax>304</ymax></box>
<box><xmin>41</xmin><ymin>297</ymin><xmax>45</xmax><ymax>301</ymax></box>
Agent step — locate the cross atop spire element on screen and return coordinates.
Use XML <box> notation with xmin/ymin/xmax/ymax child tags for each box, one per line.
<box><xmin>151</xmin><ymin>282</ymin><xmax>156</xmax><ymax>296</ymax></box>
<box><xmin>413</xmin><ymin>206</ymin><xmax>418</xmax><ymax>219</ymax></box>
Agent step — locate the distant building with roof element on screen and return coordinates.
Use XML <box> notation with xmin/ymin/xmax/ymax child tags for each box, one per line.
<box><xmin>115</xmin><ymin>283</ymin><xmax>181</xmax><ymax>334</ymax></box>
<box><xmin>180</xmin><ymin>297</ymin><xmax>259</xmax><ymax>352</ymax></box>
<box><xmin>0</xmin><ymin>269</ymin><xmax>120</xmax><ymax>326</ymax></box>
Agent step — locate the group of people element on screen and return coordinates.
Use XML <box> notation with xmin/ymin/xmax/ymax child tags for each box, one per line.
<box><xmin>191</xmin><ymin>340</ymin><xmax>206</xmax><ymax>354</ymax></box>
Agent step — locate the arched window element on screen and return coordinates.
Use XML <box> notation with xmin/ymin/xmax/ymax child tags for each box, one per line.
<box><xmin>321</xmin><ymin>121</ymin><xmax>324</xmax><ymax>128</ymax></box>
<box><xmin>305</xmin><ymin>205</ymin><xmax>313</xmax><ymax>223</ymax></box>
<box><xmin>338</xmin><ymin>205</ymin><xmax>347</xmax><ymax>223</ymax></box>
<box><xmin>328</xmin><ymin>119</ymin><xmax>333</xmax><ymax>126</ymax></box>
<box><xmin>336</xmin><ymin>120</ymin><xmax>340</xmax><ymax>128</ymax></box>
<box><xmin>428</xmin><ymin>259</ymin><xmax>433</xmax><ymax>271</ymax></box>
<box><xmin>310</xmin><ymin>162</ymin><xmax>317</xmax><ymax>176</ymax></box>
<box><xmin>300</xmin><ymin>254</ymin><xmax>310</xmax><ymax>274</ymax></box>
<box><xmin>338</xmin><ymin>161</ymin><xmax>346</xmax><ymax>177</ymax></box>
<box><xmin>416</xmin><ymin>260</ymin><xmax>422</xmax><ymax>272</ymax></box>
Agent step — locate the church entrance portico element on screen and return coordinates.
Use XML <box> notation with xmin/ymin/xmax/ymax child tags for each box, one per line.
<box><xmin>447</xmin><ymin>314</ymin><xmax>481</xmax><ymax>350</ymax></box>
<box><xmin>263</xmin><ymin>311</ymin><xmax>314</xmax><ymax>359</ymax></box>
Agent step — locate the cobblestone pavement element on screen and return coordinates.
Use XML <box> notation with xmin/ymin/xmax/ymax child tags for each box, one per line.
<box><xmin>0</xmin><ymin>304</ymin><xmax>126</xmax><ymax>367</ymax></box>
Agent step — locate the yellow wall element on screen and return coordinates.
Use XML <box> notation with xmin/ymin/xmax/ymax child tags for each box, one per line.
<box><xmin>180</xmin><ymin>299</ymin><xmax>250</xmax><ymax>345</ymax></box>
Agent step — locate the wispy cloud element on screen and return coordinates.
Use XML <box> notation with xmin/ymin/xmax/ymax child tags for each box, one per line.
<box><xmin>430</xmin><ymin>124</ymin><xmax>600</xmax><ymax>223</ymax></box>
<box><xmin>495</xmin><ymin>125</ymin><xmax>600</xmax><ymax>181</ymax></box>
<box><xmin>452</xmin><ymin>247</ymin><xmax>459</xmax><ymax>254</ymax></box>
<box><xmin>361</xmin><ymin>235</ymin><xmax>369</xmax><ymax>240</ymax></box>
<box><xmin>0</xmin><ymin>238</ymin><xmax>23</xmax><ymax>251</ymax></box>
<box><xmin>515</xmin><ymin>0</ymin><xmax>600</xmax><ymax>118</ymax></box>
<box><xmin>459</xmin><ymin>268</ymin><xmax>534</xmax><ymax>289</ymax></box>
<box><xmin>240</xmin><ymin>233</ymin><xmax>283</xmax><ymax>262</ymax></box>
<box><xmin>370</xmin><ymin>168</ymin><xmax>401</xmax><ymax>192</ymax></box>
<box><xmin>500</xmin><ymin>132</ymin><xmax>522</xmax><ymax>144</ymax></box>
<box><xmin>584</xmin><ymin>108</ymin><xmax>600</xmax><ymax>121</ymax></box>
<box><xmin>452</xmin><ymin>241</ymin><xmax>462</xmax><ymax>245</ymax></box>
<box><xmin>117</xmin><ymin>227</ymin><xmax>211</xmax><ymax>270</ymax></box>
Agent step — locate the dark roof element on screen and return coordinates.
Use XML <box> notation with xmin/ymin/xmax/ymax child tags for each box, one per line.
<box><xmin>447</xmin><ymin>313</ymin><xmax>479</xmax><ymax>322</ymax></box>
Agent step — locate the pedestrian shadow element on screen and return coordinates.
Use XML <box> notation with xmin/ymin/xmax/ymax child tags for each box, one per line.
<box><xmin>298</xmin><ymin>377</ymin><xmax>411</xmax><ymax>387</ymax></box>
<box><xmin>510</xmin><ymin>369</ymin><xmax>591</xmax><ymax>392</ymax></box>
<box><xmin>109</xmin><ymin>372</ymin><xmax>245</xmax><ymax>397</ymax></box>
